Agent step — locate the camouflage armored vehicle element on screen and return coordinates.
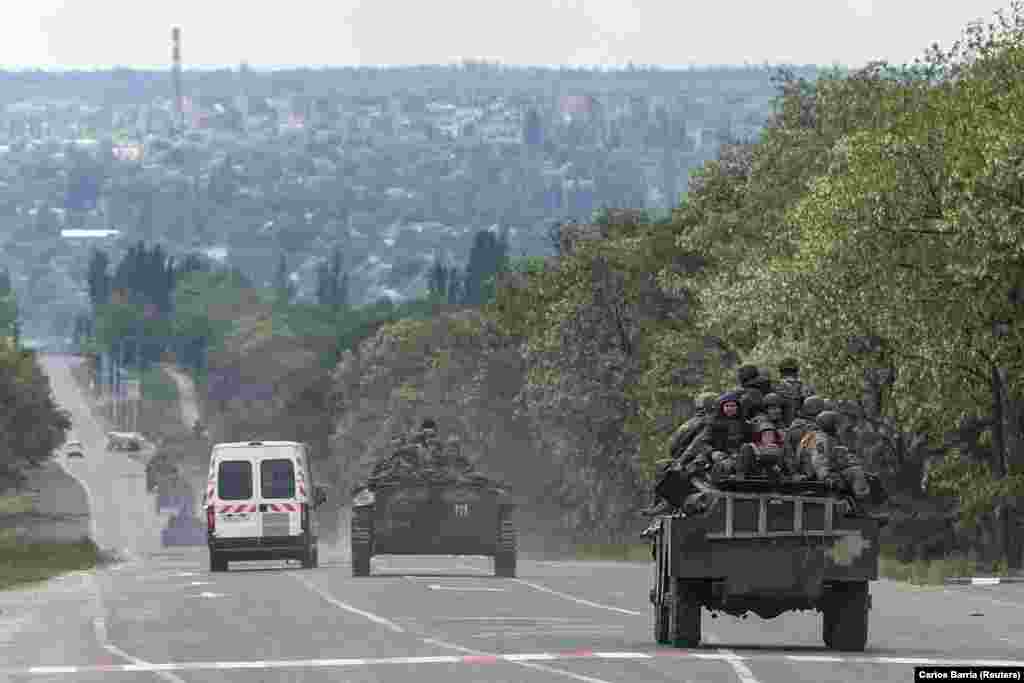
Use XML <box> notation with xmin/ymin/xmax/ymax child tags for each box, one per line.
<box><xmin>648</xmin><ymin>477</ymin><xmax>887</xmax><ymax>652</ymax></box>
<box><xmin>350</xmin><ymin>474</ymin><xmax>517</xmax><ymax>578</ymax></box>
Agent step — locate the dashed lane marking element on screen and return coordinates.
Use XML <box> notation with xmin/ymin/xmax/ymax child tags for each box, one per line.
<box><xmin>292</xmin><ymin>574</ymin><xmax>405</xmax><ymax>633</ymax></box>
<box><xmin>12</xmin><ymin>651</ymin><xmax>1024</xmax><ymax>675</ymax></box>
<box><xmin>426</xmin><ymin>585</ymin><xmax>506</xmax><ymax>592</ymax></box>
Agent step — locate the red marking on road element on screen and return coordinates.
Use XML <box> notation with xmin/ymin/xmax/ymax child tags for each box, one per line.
<box><xmin>462</xmin><ymin>655</ymin><xmax>500</xmax><ymax>664</ymax></box>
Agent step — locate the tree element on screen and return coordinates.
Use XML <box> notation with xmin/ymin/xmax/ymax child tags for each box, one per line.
<box><xmin>463</xmin><ymin>228</ymin><xmax>510</xmax><ymax>305</ymax></box>
<box><xmin>316</xmin><ymin>247</ymin><xmax>348</xmax><ymax>310</ymax></box>
<box><xmin>0</xmin><ymin>338</ymin><xmax>72</xmax><ymax>489</ymax></box>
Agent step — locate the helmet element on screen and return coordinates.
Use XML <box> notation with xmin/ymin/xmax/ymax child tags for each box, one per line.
<box><xmin>737</xmin><ymin>364</ymin><xmax>759</xmax><ymax>384</ymax></box>
<box><xmin>718</xmin><ymin>391</ymin><xmax>742</xmax><ymax>408</ymax></box>
<box><xmin>763</xmin><ymin>392</ymin><xmax>785</xmax><ymax>408</ymax></box>
<box><xmin>740</xmin><ymin>388</ymin><xmax>763</xmax><ymax>413</ymax></box>
<box><xmin>822</xmin><ymin>398</ymin><xmax>837</xmax><ymax>412</ymax></box>
<box><xmin>778</xmin><ymin>357</ymin><xmax>799</xmax><ymax>374</ymax></box>
<box><xmin>421</xmin><ymin>418</ymin><xmax>438</xmax><ymax>430</ymax></box>
<box><xmin>696</xmin><ymin>392</ymin><xmax>718</xmax><ymax>413</ymax></box>
<box><xmin>815</xmin><ymin>410</ymin><xmax>842</xmax><ymax>434</ymax></box>
<box><xmin>801</xmin><ymin>396</ymin><xmax>825</xmax><ymax>418</ymax></box>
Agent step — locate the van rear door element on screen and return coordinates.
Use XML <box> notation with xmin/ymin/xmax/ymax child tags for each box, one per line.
<box><xmin>212</xmin><ymin>456</ymin><xmax>260</xmax><ymax>539</ymax></box>
<box><xmin>258</xmin><ymin>456</ymin><xmax>301</xmax><ymax>537</ymax></box>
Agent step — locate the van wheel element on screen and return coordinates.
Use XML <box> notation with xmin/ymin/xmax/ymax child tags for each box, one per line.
<box><xmin>209</xmin><ymin>550</ymin><xmax>228</xmax><ymax>573</ymax></box>
<box><xmin>301</xmin><ymin>543</ymin><xmax>317</xmax><ymax>569</ymax></box>
<box><xmin>351</xmin><ymin>506</ymin><xmax>373</xmax><ymax>577</ymax></box>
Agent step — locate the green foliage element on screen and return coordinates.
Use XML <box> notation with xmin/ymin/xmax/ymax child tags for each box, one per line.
<box><xmin>0</xmin><ymin>338</ymin><xmax>72</xmax><ymax>488</ymax></box>
<box><xmin>0</xmin><ymin>537</ymin><xmax>102</xmax><ymax>591</ymax></box>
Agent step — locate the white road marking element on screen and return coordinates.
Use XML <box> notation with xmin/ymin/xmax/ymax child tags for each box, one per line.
<box><xmin>188</xmin><ymin>581</ymin><xmax>211</xmax><ymax>586</ymax></box>
<box><xmin>422</xmin><ymin>637</ymin><xmax>620</xmax><ymax>683</ymax></box>
<box><xmin>427</xmin><ymin>585</ymin><xmax>506</xmax><ymax>592</ymax></box>
<box><xmin>510</xmin><ymin>579</ymin><xmax>646</xmax><ymax>617</ymax></box>
<box><xmin>13</xmin><ymin>651</ymin><xmax>1024</xmax><ymax>675</ymax></box>
<box><xmin>195</xmin><ymin>592</ymin><xmax>224</xmax><ymax>599</ymax></box>
<box><xmin>292</xmin><ymin>574</ymin><xmax>405</xmax><ymax>633</ymax></box>
<box><xmin>512</xmin><ymin>577</ymin><xmax>764</xmax><ymax>683</ymax></box>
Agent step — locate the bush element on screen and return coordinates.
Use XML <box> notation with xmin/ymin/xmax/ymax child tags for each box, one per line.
<box><xmin>0</xmin><ymin>533</ymin><xmax>102</xmax><ymax>591</ymax></box>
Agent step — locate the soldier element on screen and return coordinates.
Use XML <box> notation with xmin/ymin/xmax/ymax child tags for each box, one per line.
<box><xmin>785</xmin><ymin>395</ymin><xmax>825</xmax><ymax>477</ymax></box>
<box><xmin>740</xmin><ymin>387</ymin><xmax>765</xmax><ymax>422</ymax></box>
<box><xmin>687</xmin><ymin>392</ymin><xmax>754</xmax><ymax>479</ymax></box>
<box><xmin>643</xmin><ymin>392</ymin><xmax>718</xmax><ymax>515</ymax></box>
<box><xmin>740</xmin><ymin>393</ymin><xmax>788</xmax><ymax>476</ymax></box>
<box><xmin>802</xmin><ymin>411</ymin><xmax>848</xmax><ymax>489</ymax></box>
<box><xmin>667</xmin><ymin>392</ymin><xmax>719</xmax><ymax>460</ymax></box>
<box><xmin>774</xmin><ymin>358</ymin><xmax>815</xmax><ymax>424</ymax></box>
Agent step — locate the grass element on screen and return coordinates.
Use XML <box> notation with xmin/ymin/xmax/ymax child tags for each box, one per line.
<box><xmin>0</xmin><ymin>529</ymin><xmax>105</xmax><ymax>591</ymax></box>
<box><xmin>574</xmin><ymin>542</ymin><xmax>651</xmax><ymax>562</ymax></box>
<box><xmin>0</xmin><ymin>495</ymin><xmax>35</xmax><ymax>515</ymax></box>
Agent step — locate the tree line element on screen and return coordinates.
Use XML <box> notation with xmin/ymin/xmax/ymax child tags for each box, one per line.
<box><xmin>487</xmin><ymin>3</ymin><xmax>1024</xmax><ymax>567</ymax></box>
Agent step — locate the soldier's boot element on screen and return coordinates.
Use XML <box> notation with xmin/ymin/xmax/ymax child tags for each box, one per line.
<box><xmin>641</xmin><ymin>499</ymin><xmax>676</xmax><ymax>517</ymax></box>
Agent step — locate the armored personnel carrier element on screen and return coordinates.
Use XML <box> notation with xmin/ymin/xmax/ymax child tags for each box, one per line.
<box><xmin>648</xmin><ymin>477</ymin><xmax>887</xmax><ymax>652</ymax></box>
<box><xmin>350</xmin><ymin>471</ymin><xmax>517</xmax><ymax>578</ymax></box>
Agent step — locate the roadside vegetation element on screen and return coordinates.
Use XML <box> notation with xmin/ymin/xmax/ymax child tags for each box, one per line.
<box><xmin>0</xmin><ymin>529</ymin><xmax>104</xmax><ymax>591</ymax></box>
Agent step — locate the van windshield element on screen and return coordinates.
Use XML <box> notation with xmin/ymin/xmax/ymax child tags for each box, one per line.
<box><xmin>261</xmin><ymin>459</ymin><xmax>295</xmax><ymax>499</ymax></box>
<box><xmin>217</xmin><ymin>461</ymin><xmax>253</xmax><ymax>500</ymax></box>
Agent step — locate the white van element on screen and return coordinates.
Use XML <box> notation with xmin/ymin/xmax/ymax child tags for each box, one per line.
<box><xmin>205</xmin><ymin>441</ymin><xmax>328</xmax><ymax>572</ymax></box>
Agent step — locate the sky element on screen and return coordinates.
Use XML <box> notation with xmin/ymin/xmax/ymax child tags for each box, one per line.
<box><xmin>0</xmin><ymin>0</ymin><xmax>1014</xmax><ymax>71</ymax></box>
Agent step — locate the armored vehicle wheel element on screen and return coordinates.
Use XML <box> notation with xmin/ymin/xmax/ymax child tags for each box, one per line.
<box><xmin>824</xmin><ymin>581</ymin><xmax>869</xmax><ymax>652</ymax></box>
<box><xmin>668</xmin><ymin>578</ymin><xmax>702</xmax><ymax>648</ymax></box>
<box><xmin>351</xmin><ymin>506</ymin><xmax>373</xmax><ymax>577</ymax></box>
<box><xmin>209</xmin><ymin>550</ymin><xmax>228</xmax><ymax>573</ymax></box>
<box><xmin>494</xmin><ymin>513</ymin><xmax>517</xmax><ymax>578</ymax></box>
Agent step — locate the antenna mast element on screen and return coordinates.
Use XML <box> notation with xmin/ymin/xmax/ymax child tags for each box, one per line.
<box><xmin>172</xmin><ymin>27</ymin><xmax>184</xmax><ymax>137</ymax></box>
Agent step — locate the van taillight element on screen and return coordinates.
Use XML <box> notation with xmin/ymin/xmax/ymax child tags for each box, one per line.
<box><xmin>301</xmin><ymin>503</ymin><xmax>308</xmax><ymax>530</ymax></box>
<box><xmin>206</xmin><ymin>506</ymin><xmax>215</xmax><ymax>532</ymax></box>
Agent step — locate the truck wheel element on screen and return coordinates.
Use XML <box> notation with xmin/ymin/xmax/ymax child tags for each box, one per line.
<box><xmin>494</xmin><ymin>513</ymin><xmax>517</xmax><ymax>578</ymax></box>
<box><xmin>668</xmin><ymin>579</ymin><xmax>702</xmax><ymax>648</ymax></box>
<box><xmin>654</xmin><ymin>601</ymin><xmax>671</xmax><ymax>644</ymax></box>
<box><xmin>351</xmin><ymin>506</ymin><xmax>373</xmax><ymax>577</ymax></box>
<box><xmin>822</xmin><ymin>607</ymin><xmax>835</xmax><ymax>648</ymax></box>
<box><xmin>826</xmin><ymin>581</ymin><xmax>869</xmax><ymax>652</ymax></box>
<box><xmin>208</xmin><ymin>550</ymin><xmax>228</xmax><ymax>573</ymax></box>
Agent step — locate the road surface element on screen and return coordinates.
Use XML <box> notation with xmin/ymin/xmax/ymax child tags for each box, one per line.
<box><xmin>1</xmin><ymin>353</ymin><xmax>1021</xmax><ymax>682</ymax></box>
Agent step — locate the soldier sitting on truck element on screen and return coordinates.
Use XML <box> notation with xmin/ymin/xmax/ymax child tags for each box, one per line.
<box><xmin>775</xmin><ymin>358</ymin><xmax>815</xmax><ymax>425</ymax></box>
<box><xmin>737</xmin><ymin>393</ymin><xmax>789</xmax><ymax>477</ymax></box>
<box><xmin>784</xmin><ymin>395</ymin><xmax>826</xmax><ymax>476</ymax></box>
<box><xmin>369</xmin><ymin>434</ymin><xmax>426</xmax><ymax>484</ymax></box>
<box><xmin>801</xmin><ymin>411</ymin><xmax>870</xmax><ymax>502</ymax></box>
<box><xmin>643</xmin><ymin>393</ymin><xmax>718</xmax><ymax>516</ymax></box>
<box><xmin>647</xmin><ymin>393</ymin><xmax>753</xmax><ymax>516</ymax></box>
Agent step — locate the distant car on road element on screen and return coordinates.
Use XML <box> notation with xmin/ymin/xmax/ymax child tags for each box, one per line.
<box><xmin>65</xmin><ymin>440</ymin><xmax>85</xmax><ymax>459</ymax></box>
<box><xmin>107</xmin><ymin>431</ymin><xmax>150</xmax><ymax>453</ymax></box>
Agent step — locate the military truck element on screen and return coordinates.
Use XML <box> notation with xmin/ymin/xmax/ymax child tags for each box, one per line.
<box><xmin>648</xmin><ymin>478</ymin><xmax>887</xmax><ymax>652</ymax></box>
<box><xmin>350</xmin><ymin>479</ymin><xmax>517</xmax><ymax>578</ymax></box>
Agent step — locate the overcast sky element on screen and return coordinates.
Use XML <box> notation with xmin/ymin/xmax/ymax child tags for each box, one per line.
<box><xmin>1</xmin><ymin>1</ymin><xmax>1012</xmax><ymax>70</ymax></box>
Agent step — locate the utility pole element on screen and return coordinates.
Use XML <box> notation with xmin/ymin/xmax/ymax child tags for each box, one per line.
<box><xmin>172</xmin><ymin>27</ymin><xmax>184</xmax><ymax>138</ymax></box>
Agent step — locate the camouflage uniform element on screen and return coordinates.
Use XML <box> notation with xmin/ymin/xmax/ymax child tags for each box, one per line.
<box><xmin>774</xmin><ymin>358</ymin><xmax>815</xmax><ymax>425</ymax></box>
<box><xmin>803</xmin><ymin>411</ymin><xmax>861</xmax><ymax>494</ymax></box>
<box><xmin>369</xmin><ymin>434</ymin><xmax>425</xmax><ymax>484</ymax></box>
<box><xmin>643</xmin><ymin>393</ymin><xmax>717</xmax><ymax>515</ymax></box>
<box><xmin>741</xmin><ymin>393</ymin><xmax>788</xmax><ymax>476</ymax></box>
<box><xmin>785</xmin><ymin>396</ymin><xmax>825</xmax><ymax>477</ymax></box>
<box><xmin>685</xmin><ymin>392</ymin><xmax>753</xmax><ymax>478</ymax></box>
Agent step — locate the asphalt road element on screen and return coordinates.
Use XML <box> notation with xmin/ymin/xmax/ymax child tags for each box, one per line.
<box><xmin>2</xmin><ymin>353</ymin><xmax>1022</xmax><ymax>683</ymax></box>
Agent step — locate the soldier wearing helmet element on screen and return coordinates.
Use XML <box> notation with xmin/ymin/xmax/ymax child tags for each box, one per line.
<box><xmin>785</xmin><ymin>395</ymin><xmax>826</xmax><ymax>476</ymax></box>
<box><xmin>740</xmin><ymin>392</ymin><xmax>788</xmax><ymax>477</ymax></box>
<box><xmin>775</xmin><ymin>358</ymin><xmax>815</xmax><ymax>424</ymax></box>
<box><xmin>643</xmin><ymin>392</ymin><xmax>719</xmax><ymax>516</ymax></box>
<box><xmin>648</xmin><ymin>392</ymin><xmax>752</xmax><ymax>515</ymax></box>
<box><xmin>802</xmin><ymin>410</ymin><xmax>848</xmax><ymax>488</ymax></box>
